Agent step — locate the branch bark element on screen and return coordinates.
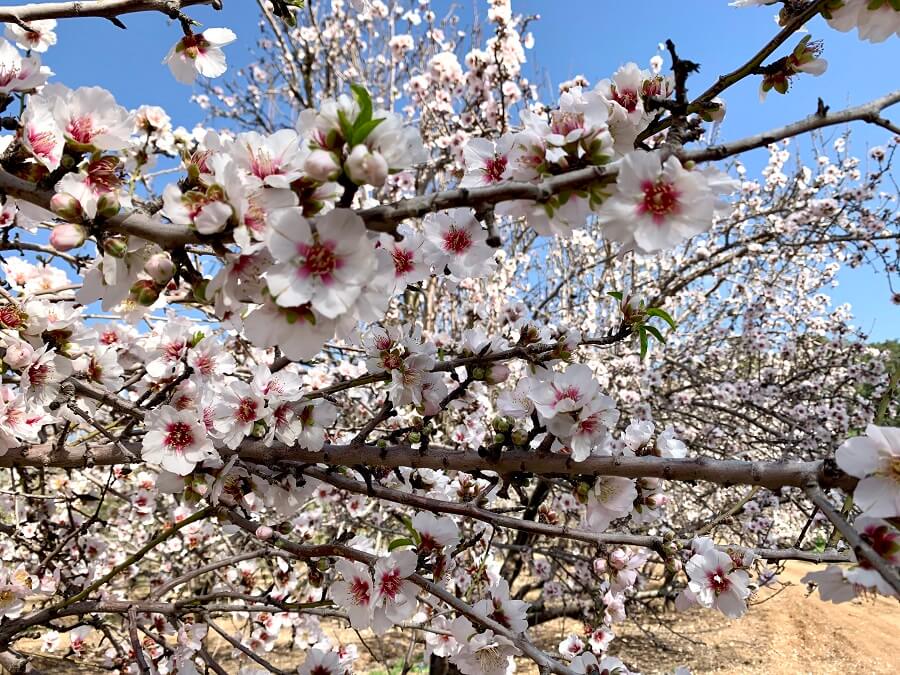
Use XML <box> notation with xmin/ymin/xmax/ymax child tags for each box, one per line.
<box><xmin>0</xmin><ymin>0</ymin><xmax>217</xmax><ymax>24</ymax></box>
<box><xmin>0</xmin><ymin>439</ymin><xmax>856</xmax><ymax>491</ymax></box>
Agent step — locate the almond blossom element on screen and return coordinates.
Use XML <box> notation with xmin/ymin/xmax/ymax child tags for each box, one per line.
<box><xmin>141</xmin><ymin>405</ymin><xmax>216</xmax><ymax>475</ymax></box>
<box><xmin>265</xmin><ymin>207</ymin><xmax>377</xmax><ymax>319</ymax></box>
<box><xmin>597</xmin><ymin>150</ymin><xmax>728</xmax><ymax>253</ymax></box>
<box><xmin>423</xmin><ymin>208</ymin><xmax>496</xmax><ymax>279</ymax></box>
<box><xmin>836</xmin><ymin>424</ymin><xmax>900</xmax><ymax>518</ymax></box>
<box><xmin>164</xmin><ymin>28</ymin><xmax>237</xmax><ymax>84</ymax></box>
<box><xmin>371</xmin><ymin>550</ymin><xmax>419</xmax><ymax>634</ymax></box>
<box><xmin>5</xmin><ymin>20</ymin><xmax>57</xmax><ymax>53</ymax></box>
<box><xmin>0</xmin><ymin>39</ymin><xmax>50</xmax><ymax>96</ymax></box>
<box><xmin>682</xmin><ymin>543</ymin><xmax>751</xmax><ymax>618</ymax></box>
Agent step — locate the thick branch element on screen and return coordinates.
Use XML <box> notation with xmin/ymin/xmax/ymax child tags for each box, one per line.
<box><xmin>0</xmin><ymin>0</ymin><xmax>217</xmax><ymax>23</ymax></box>
<box><xmin>1</xmin><ymin>440</ymin><xmax>856</xmax><ymax>491</ymax></box>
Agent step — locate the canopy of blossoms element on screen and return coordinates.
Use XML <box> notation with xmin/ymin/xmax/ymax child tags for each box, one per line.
<box><xmin>0</xmin><ymin>0</ymin><xmax>898</xmax><ymax>673</ymax></box>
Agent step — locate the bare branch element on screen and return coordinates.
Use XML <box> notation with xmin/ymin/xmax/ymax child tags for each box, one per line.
<box><xmin>0</xmin><ymin>0</ymin><xmax>218</xmax><ymax>24</ymax></box>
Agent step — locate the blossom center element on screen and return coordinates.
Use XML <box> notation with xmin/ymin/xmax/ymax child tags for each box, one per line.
<box><xmin>236</xmin><ymin>397</ymin><xmax>258</xmax><ymax>423</ymax></box>
<box><xmin>707</xmin><ymin>569</ymin><xmax>731</xmax><ymax>594</ymax></box>
<box><xmin>164</xmin><ymin>422</ymin><xmax>195</xmax><ymax>452</ymax></box>
<box><xmin>298</xmin><ymin>239</ymin><xmax>340</xmax><ymax>282</ymax></box>
<box><xmin>67</xmin><ymin>116</ymin><xmax>100</xmax><ymax>145</ymax></box>
<box><xmin>639</xmin><ymin>180</ymin><xmax>680</xmax><ymax>223</ymax></box>
<box><xmin>553</xmin><ymin>385</ymin><xmax>581</xmax><ymax>404</ymax></box>
<box><xmin>442</xmin><ymin>225</ymin><xmax>473</xmax><ymax>254</ymax></box>
<box><xmin>378</xmin><ymin>568</ymin><xmax>403</xmax><ymax>600</ymax></box>
<box><xmin>27</xmin><ymin>128</ymin><xmax>57</xmax><ymax>160</ymax></box>
<box><xmin>249</xmin><ymin>149</ymin><xmax>281</xmax><ymax>180</ymax></box>
<box><xmin>350</xmin><ymin>576</ymin><xmax>371</xmax><ymax>606</ymax></box>
<box><xmin>483</xmin><ymin>154</ymin><xmax>508</xmax><ymax>183</ymax></box>
<box><xmin>612</xmin><ymin>86</ymin><xmax>639</xmax><ymax>113</ymax></box>
<box><xmin>391</xmin><ymin>247</ymin><xmax>416</xmax><ymax>276</ymax></box>
<box><xmin>550</xmin><ymin>111</ymin><xmax>584</xmax><ymax>137</ymax></box>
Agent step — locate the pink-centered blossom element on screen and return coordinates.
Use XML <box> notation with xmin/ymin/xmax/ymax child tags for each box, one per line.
<box><xmin>141</xmin><ymin>405</ymin><xmax>216</xmax><ymax>476</ymax></box>
<box><xmin>164</xmin><ymin>28</ymin><xmax>237</xmax><ymax>84</ymax></box>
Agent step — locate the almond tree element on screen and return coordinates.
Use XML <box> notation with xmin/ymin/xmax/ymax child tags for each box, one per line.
<box><xmin>0</xmin><ymin>1</ymin><xmax>898</xmax><ymax>674</ymax></box>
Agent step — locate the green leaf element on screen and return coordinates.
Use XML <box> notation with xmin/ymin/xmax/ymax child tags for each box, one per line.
<box><xmin>644</xmin><ymin>324</ymin><xmax>666</xmax><ymax>345</ymax></box>
<box><xmin>350</xmin><ymin>83</ymin><xmax>373</xmax><ymax>127</ymax></box>
<box><xmin>388</xmin><ymin>537</ymin><xmax>414</xmax><ymax>551</ymax></box>
<box><xmin>336</xmin><ymin>108</ymin><xmax>354</xmax><ymax>143</ymax></box>
<box><xmin>639</xmin><ymin>328</ymin><xmax>648</xmax><ymax>359</ymax></box>
<box><xmin>400</xmin><ymin>515</ymin><xmax>422</xmax><ymax>545</ymax></box>
<box><xmin>607</xmin><ymin>290</ymin><xmax>623</xmax><ymax>301</ymax></box>
<box><xmin>646</xmin><ymin>307</ymin><xmax>677</xmax><ymax>330</ymax></box>
<box><xmin>350</xmin><ymin>117</ymin><xmax>385</xmax><ymax>147</ymax></box>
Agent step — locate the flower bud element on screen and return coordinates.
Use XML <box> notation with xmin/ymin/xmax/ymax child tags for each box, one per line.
<box><xmin>592</xmin><ymin>558</ymin><xmax>607</xmax><ymax>575</ymax></box>
<box><xmin>645</xmin><ymin>493</ymin><xmax>667</xmax><ymax>509</ymax></box>
<box><xmin>144</xmin><ymin>253</ymin><xmax>176</xmax><ymax>285</ymax></box>
<box><xmin>575</xmin><ymin>481</ymin><xmax>591</xmax><ymax>504</ymax></box>
<box><xmin>471</xmin><ymin>366</ymin><xmax>486</xmax><ymax>381</ymax></box>
<box><xmin>344</xmin><ymin>145</ymin><xmax>388</xmax><ymax>187</ymax></box>
<box><xmin>608</xmin><ymin>548</ymin><xmax>628</xmax><ymax>570</ymax></box>
<box><xmin>103</xmin><ymin>236</ymin><xmax>129</xmax><ymax>258</ymax></box>
<box><xmin>408</xmin><ymin>431</ymin><xmax>421</xmax><ymax>444</ymax></box>
<box><xmin>304</xmin><ymin>149</ymin><xmax>341</xmax><ymax>182</ymax></box>
<box><xmin>96</xmin><ymin>192</ymin><xmax>121</xmax><ymax>218</ymax></box>
<box><xmin>665</xmin><ymin>557</ymin><xmax>683</xmax><ymax>574</ymax></box>
<box><xmin>255</xmin><ymin>525</ymin><xmax>274</xmax><ymax>540</ymax></box>
<box><xmin>511</xmin><ymin>429</ymin><xmax>529</xmax><ymax>446</ymax></box>
<box><xmin>3</xmin><ymin>340</ymin><xmax>33</xmax><ymax>369</ymax></box>
<box><xmin>129</xmin><ymin>280</ymin><xmax>161</xmax><ymax>306</ymax></box>
<box><xmin>492</xmin><ymin>417</ymin><xmax>511</xmax><ymax>433</ymax></box>
<box><xmin>50</xmin><ymin>193</ymin><xmax>84</xmax><ymax>223</ymax></box>
<box><xmin>277</xmin><ymin>521</ymin><xmax>293</xmax><ymax>535</ymax></box>
<box><xmin>486</xmin><ymin>364</ymin><xmax>510</xmax><ymax>385</ymax></box>
<box><xmin>49</xmin><ymin>223</ymin><xmax>87</xmax><ymax>252</ymax></box>
<box><xmin>639</xmin><ymin>477</ymin><xmax>660</xmax><ymax>491</ymax></box>
<box><xmin>493</xmin><ymin>433</ymin><xmax>506</xmax><ymax>445</ymax></box>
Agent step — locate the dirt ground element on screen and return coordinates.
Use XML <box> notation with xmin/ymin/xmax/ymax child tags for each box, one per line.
<box><xmin>8</xmin><ymin>563</ymin><xmax>900</xmax><ymax>674</ymax></box>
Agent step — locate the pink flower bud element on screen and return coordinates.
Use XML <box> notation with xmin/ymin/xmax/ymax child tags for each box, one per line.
<box><xmin>255</xmin><ymin>526</ymin><xmax>274</xmax><ymax>540</ymax></box>
<box><xmin>609</xmin><ymin>548</ymin><xmax>628</xmax><ymax>570</ymax></box>
<box><xmin>487</xmin><ymin>364</ymin><xmax>510</xmax><ymax>385</ymax></box>
<box><xmin>96</xmin><ymin>192</ymin><xmax>121</xmax><ymax>218</ymax></box>
<box><xmin>129</xmin><ymin>280</ymin><xmax>161</xmax><ymax>306</ymax></box>
<box><xmin>645</xmin><ymin>493</ymin><xmax>667</xmax><ymax>509</ymax></box>
<box><xmin>304</xmin><ymin>149</ymin><xmax>341</xmax><ymax>182</ymax></box>
<box><xmin>50</xmin><ymin>193</ymin><xmax>84</xmax><ymax>223</ymax></box>
<box><xmin>144</xmin><ymin>253</ymin><xmax>176</xmax><ymax>284</ymax></box>
<box><xmin>592</xmin><ymin>558</ymin><xmax>607</xmax><ymax>575</ymax></box>
<box><xmin>345</xmin><ymin>145</ymin><xmax>388</xmax><ymax>187</ymax></box>
<box><xmin>3</xmin><ymin>341</ymin><xmax>33</xmax><ymax>369</ymax></box>
<box><xmin>49</xmin><ymin>223</ymin><xmax>87</xmax><ymax>251</ymax></box>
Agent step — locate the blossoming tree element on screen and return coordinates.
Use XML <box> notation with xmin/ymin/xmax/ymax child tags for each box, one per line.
<box><xmin>0</xmin><ymin>0</ymin><xmax>898</xmax><ymax>673</ymax></box>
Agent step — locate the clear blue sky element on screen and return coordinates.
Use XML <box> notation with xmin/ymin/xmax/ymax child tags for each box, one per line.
<box><xmin>35</xmin><ymin>0</ymin><xmax>899</xmax><ymax>339</ymax></box>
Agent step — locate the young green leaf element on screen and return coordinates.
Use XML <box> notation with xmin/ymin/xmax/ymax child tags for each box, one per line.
<box><xmin>350</xmin><ymin>83</ymin><xmax>373</xmax><ymax>128</ymax></box>
<box><xmin>350</xmin><ymin>117</ymin><xmax>385</xmax><ymax>147</ymax></box>
<box><xmin>639</xmin><ymin>327</ymin><xmax>649</xmax><ymax>359</ymax></box>
<box><xmin>646</xmin><ymin>307</ymin><xmax>677</xmax><ymax>330</ymax></box>
<box><xmin>644</xmin><ymin>324</ymin><xmax>666</xmax><ymax>345</ymax></box>
<box><xmin>607</xmin><ymin>290</ymin><xmax>623</xmax><ymax>301</ymax></box>
<box><xmin>388</xmin><ymin>537</ymin><xmax>415</xmax><ymax>551</ymax></box>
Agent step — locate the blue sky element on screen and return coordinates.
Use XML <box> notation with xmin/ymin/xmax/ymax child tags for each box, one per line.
<box><xmin>36</xmin><ymin>0</ymin><xmax>899</xmax><ymax>339</ymax></box>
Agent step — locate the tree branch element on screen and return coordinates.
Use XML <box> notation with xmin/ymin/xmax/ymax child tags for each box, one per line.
<box><xmin>0</xmin><ymin>0</ymin><xmax>218</xmax><ymax>24</ymax></box>
<box><xmin>804</xmin><ymin>485</ymin><xmax>900</xmax><ymax>596</ymax></box>
<box><xmin>0</xmin><ymin>439</ymin><xmax>856</xmax><ymax>490</ymax></box>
